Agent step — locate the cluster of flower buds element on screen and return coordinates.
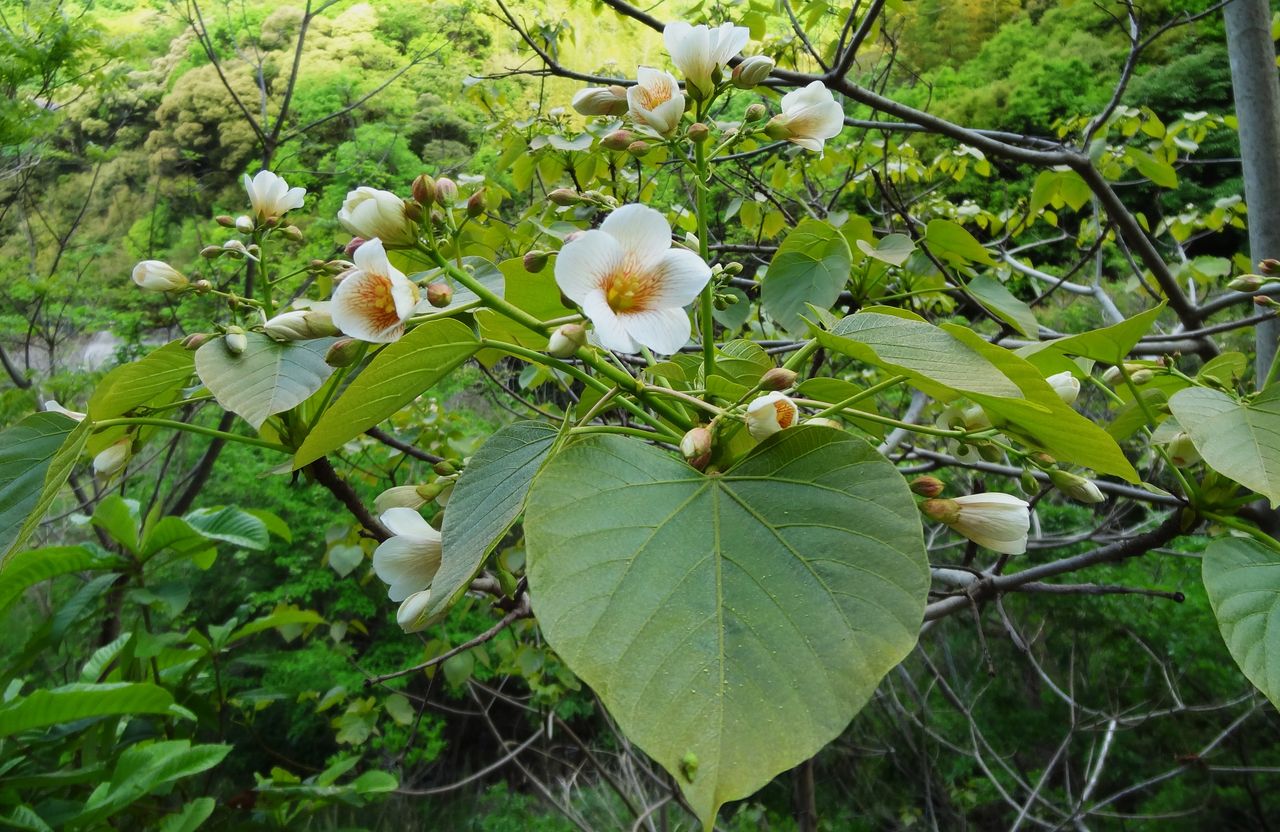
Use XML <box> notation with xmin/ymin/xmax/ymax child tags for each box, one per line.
<box><xmin>262</xmin><ymin>309</ymin><xmax>340</xmax><ymax>341</ymax></box>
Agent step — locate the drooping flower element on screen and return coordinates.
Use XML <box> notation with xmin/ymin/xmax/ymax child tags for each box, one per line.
<box><xmin>921</xmin><ymin>492</ymin><xmax>1030</xmax><ymax>555</ymax></box>
<box><xmin>43</xmin><ymin>400</ymin><xmax>86</xmax><ymax>421</ymax></box>
<box><xmin>553</xmin><ymin>204</ymin><xmax>710</xmax><ymax>354</ymax></box>
<box><xmin>745</xmin><ymin>392</ymin><xmax>799</xmax><ymax>440</ymax></box>
<box><xmin>337</xmin><ymin>187</ymin><xmax>417</xmax><ymax>248</ymax></box>
<box><xmin>663</xmin><ymin>21</ymin><xmax>749</xmax><ymax>99</ymax></box>
<box><xmin>93</xmin><ymin>439</ymin><xmax>132</xmax><ymax>478</ymax></box>
<box><xmin>243</xmin><ymin>170</ymin><xmax>305</xmax><ymax>220</ymax></box>
<box><xmin>1048</xmin><ymin>470</ymin><xmax>1106</xmax><ymax>504</ymax></box>
<box><xmin>627</xmin><ymin>67</ymin><xmax>686</xmax><ymax>136</ymax></box>
<box><xmin>132</xmin><ymin>260</ymin><xmax>188</xmax><ymax>292</ymax></box>
<box><xmin>572</xmin><ymin>85</ymin><xmax>629</xmax><ymax>116</ymax></box>
<box><xmin>396</xmin><ymin>589</ymin><xmax>433</xmax><ymax>633</ymax></box>
<box><xmin>372</xmin><ymin>507</ymin><xmax>442</xmax><ymax>604</ymax></box>
<box><xmin>764</xmin><ymin>80</ymin><xmax>844</xmax><ymax>152</ymax></box>
<box><xmin>1046</xmin><ymin>371</ymin><xmax>1081</xmax><ymax>405</ymax></box>
<box><xmin>330</xmin><ymin>238</ymin><xmax>419</xmax><ymax>343</ymax></box>
<box><xmin>1168</xmin><ymin>432</ymin><xmax>1201</xmax><ymax>467</ymax></box>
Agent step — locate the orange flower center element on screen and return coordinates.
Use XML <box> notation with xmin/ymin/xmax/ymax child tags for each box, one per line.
<box><xmin>354</xmin><ymin>273</ymin><xmax>402</xmax><ymax>330</ymax></box>
<box><xmin>603</xmin><ymin>264</ymin><xmax>657</xmax><ymax>313</ymax></box>
<box><xmin>774</xmin><ymin>400</ymin><xmax>796</xmax><ymax>428</ymax></box>
<box><xmin>635</xmin><ymin>79</ymin><xmax>673</xmax><ymax>110</ymax></box>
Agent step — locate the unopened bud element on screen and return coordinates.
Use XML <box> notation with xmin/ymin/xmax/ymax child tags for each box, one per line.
<box><xmin>466</xmin><ymin>189</ymin><xmax>486</xmax><ymax>218</ymax></box>
<box><xmin>215</xmin><ymin>215</ymin><xmax>236</xmax><ymax>228</ymax></box>
<box><xmin>1259</xmin><ymin>258</ymin><xmax>1280</xmax><ymax>276</ymax></box>
<box><xmin>282</xmin><ymin>225</ymin><xmax>304</xmax><ymax>243</ymax></box>
<box><xmin>93</xmin><ymin>439</ymin><xmax>132</xmax><ymax>478</ymax></box>
<box><xmin>326</xmin><ymin>259</ymin><xmax>352</xmax><ymax>274</ymax></box>
<box><xmin>1020</xmin><ymin>469</ymin><xmax>1040</xmax><ymax>494</ymax></box>
<box><xmin>680</xmin><ymin>426</ymin><xmax>713</xmax><ymax>470</ymax></box>
<box><xmin>1168</xmin><ymin>432</ymin><xmax>1200</xmax><ymax>467</ymax></box>
<box><xmin>426</xmin><ymin>282</ymin><xmax>453</xmax><ymax>308</ymax></box>
<box><xmin>1229</xmin><ymin>274</ymin><xmax>1264</xmax><ymax>292</ymax></box>
<box><xmin>433</xmin><ymin>459</ymin><xmax>457</xmax><ymax>476</ymax></box>
<box><xmin>744</xmin><ymin>103</ymin><xmax>767</xmax><ymax>123</ymax></box>
<box><xmin>548</xmin><ymin>188</ymin><xmax>580</xmax><ymax>206</ymax></box>
<box><xmin>325</xmin><ymin>337</ymin><xmax>363</xmax><ymax>367</ymax></box>
<box><xmin>222</xmin><ymin>239</ymin><xmax>248</xmax><ymax>258</ymax></box>
<box><xmin>412</xmin><ymin>174</ymin><xmax>437</xmax><ymax>206</ymax></box>
<box><xmin>601</xmin><ymin>129</ymin><xmax>634</xmax><ymax>151</ymax></box>
<box><xmin>760</xmin><ymin>367</ymin><xmax>797</xmax><ymax>391</ymax></box>
<box><xmin>732</xmin><ymin>55</ymin><xmax>776</xmax><ymax>88</ymax></box>
<box><xmin>1048</xmin><ymin>470</ymin><xmax>1105</xmax><ymax>504</ymax></box>
<box><xmin>909</xmin><ymin>476</ymin><xmax>945</xmax><ymax>498</ymax></box>
<box><xmin>523</xmin><ymin>250</ymin><xmax>550</xmax><ymax>273</ymax></box>
<box><xmin>344</xmin><ymin>236</ymin><xmax>366</xmax><ymax>257</ymax></box>
<box><xmin>803</xmin><ymin>417</ymin><xmax>842</xmax><ymax>430</ymax></box>
<box><xmin>1255</xmin><ymin>295</ymin><xmax>1280</xmax><ymax>308</ymax></box>
<box><xmin>627</xmin><ymin>140</ymin><xmax>651</xmax><ymax>157</ymax></box>
<box><xmin>264</xmin><ymin>309</ymin><xmax>339</xmax><ymax>341</ymax></box>
<box><xmin>402</xmin><ymin>199</ymin><xmax>423</xmax><ymax>224</ymax></box>
<box><xmin>193</xmin><ymin>279</ymin><xmax>212</xmax><ymax>294</ymax></box>
<box><xmin>223</xmin><ymin>326</ymin><xmax>248</xmax><ymax>355</ymax></box>
<box><xmin>547</xmin><ymin>323</ymin><xmax>587</xmax><ymax>358</ymax></box>
<box><xmin>235</xmin><ymin>215</ymin><xmax>255</xmax><ymax>234</ymax></box>
<box><xmin>182</xmin><ymin>332</ymin><xmax>211</xmax><ymax>350</ymax></box>
<box><xmin>200</xmin><ymin>245</ymin><xmax>222</xmax><ymax>259</ymax></box>
<box><xmin>435</xmin><ymin>177</ymin><xmax>458</xmax><ymax>205</ymax></box>
<box><xmin>1101</xmin><ymin>363</ymin><xmax>1145</xmax><ymax>385</ymax></box>
<box><xmin>571</xmin><ymin>85</ymin><xmax>629</xmax><ymax>116</ymax></box>
<box><xmin>1129</xmin><ymin>369</ymin><xmax>1154</xmax><ymax>385</ymax></box>
<box><xmin>688</xmin><ymin>122</ymin><xmax>710</xmax><ymax>143</ymax></box>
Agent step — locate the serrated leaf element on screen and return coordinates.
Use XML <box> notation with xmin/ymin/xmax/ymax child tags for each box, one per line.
<box><xmin>195</xmin><ymin>333</ymin><xmax>335</xmax><ymax>431</ymax></box>
<box><xmin>1</xmin><ymin>412</ymin><xmax>90</xmax><ymax>568</ymax></box>
<box><xmin>1170</xmin><ymin>386</ymin><xmax>1280</xmax><ymax>505</ymax></box>
<box><xmin>294</xmin><ymin>319</ymin><xmax>480</xmax><ymax>468</ymax></box>
<box><xmin>426</xmin><ymin>422</ymin><xmax>558</xmax><ymax>625</ymax></box>
<box><xmin>761</xmin><ymin>219</ymin><xmax>852</xmax><ymax>333</ymax></box>
<box><xmin>1202</xmin><ymin>536</ymin><xmax>1280</xmax><ymax>709</ymax></box>
<box><xmin>525</xmin><ymin>427</ymin><xmax>929</xmax><ymax>828</ymax></box>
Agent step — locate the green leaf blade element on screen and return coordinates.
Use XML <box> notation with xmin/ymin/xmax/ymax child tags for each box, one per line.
<box><xmin>762</xmin><ymin>219</ymin><xmax>853</xmax><ymax>333</ymax></box>
<box><xmin>1202</xmin><ymin>536</ymin><xmax>1280</xmax><ymax>708</ymax></box>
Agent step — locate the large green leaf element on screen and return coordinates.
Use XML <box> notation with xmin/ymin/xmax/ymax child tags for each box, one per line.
<box><xmin>966</xmin><ymin>276</ymin><xmax>1038</xmax><ymax>339</ymax></box>
<box><xmin>814</xmin><ymin>309</ymin><xmax>1022</xmax><ymax>400</ymax></box>
<box><xmin>424</xmin><ymin>422</ymin><xmax>559</xmax><ymax>626</ymax></box>
<box><xmin>88</xmin><ymin>341</ymin><xmax>194</xmax><ymax>421</ymax></box>
<box><xmin>294</xmin><ymin>319</ymin><xmax>480</xmax><ymax>468</ymax></box>
<box><xmin>195</xmin><ymin>332</ymin><xmax>335</xmax><ymax>431</ymax></box>
<box><xmin>0</xmin><ymin>546</ymin><xmax>118</xmax><ymax>615</ymax></box>
<box><xmin>0</xmin><ymin>683</ymin><xmax>175</xmax><ymax>738</ymax></box>
<box><xmin>1202</xmin><ymin>536</ymin><xmax>1280</xmax><ymax>708</ymax></box>
<box><xmin>74</xmin><ymin>740</ymin><xmax>230</xmax><ymax>827</ymax></box>
<box><xmin>1018</xmin><ymin>304</ymin><xmax>1164</xmax><ymax>368</ymax></box>
<box><xmin>1169</xmin><ymin>386</ymin><xmax>1280</xmax><ymax>505</ymax></box>
<box><xmin>475</xmin><ymin>257</ymin><xmax>572</xmax><ymax>364</ymax></box>
<box><xmin>0</xmin><ymin>412</ymin><xmax>90</xmax><ymax>568</ymax></box>
<box><xmin>182</xmin><ymin>506</ymin><xmax>269</xmax><ymax>550</ymax></box>
<box><xmin>923</xmin><ymin>219</ymin><xmax>994</xmax><ymax>265</ymax></box>
<box><xmin>762</xmin><ymin>219</ymin><xmax>852</xmax><ymax>333</ymax></box>
<box><xmin>525</xmin><ymin>427</ymin><xmax>929</xmax><ymax>828</ymax></box>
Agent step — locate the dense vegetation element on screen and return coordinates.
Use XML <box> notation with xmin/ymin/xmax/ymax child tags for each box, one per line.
<box><xmin>1</xmin><ymin>1</ymin><xmax>1276</xmax><ymax>830</ymax></box>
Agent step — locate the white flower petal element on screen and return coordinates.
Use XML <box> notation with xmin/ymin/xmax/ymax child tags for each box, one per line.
<box><xmin>331</xmin><ymin>269</ymin><xmax>409</xmax><ymax>343</ymax></box>
<box><xmin>583</xmin><ymin>289</ymin><xmax>639</xmax><ymax>353</ymax></box>
<box><xmin>397</xmin><ymin>590</ymin><xmax>433</xmax><ymax>632</ymax></box>
<box><xmin>373</xmin><ymin>534</ymin><xmax>441</xmax><ymax>602</ymax></box>
<box><xmin>620</xmin><ymin>306</ymin><xmax>691</xmax><ymax>355</ymax></box>
<box><xmin>648</xmin><ymin>248</ymin><xmax>712</xmax><ymax>307</ymax></box>
<box><xmin>554</xmin><ymin>229</ymin><xmax>622</xmax><ymax>303</ymax></box>
<box><xmin>282</xmin><ymin>186</ymin><xmax>306</xmax><ymax>212</ymax></box>
<box><xmin>600</xmin><ymin>204</ymin><xmax>672</xmax><ymax>273</ymax></box>
<box><xmin>380</xmin><ymin>506</ymin><xmax>437</xmax><ymax>539</ymax></box>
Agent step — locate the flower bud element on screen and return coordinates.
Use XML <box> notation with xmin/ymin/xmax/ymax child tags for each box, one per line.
<box><xmin>326</xmin><ymin>259</ymin><xmax>352</xmax><ymax>274</ymax></box>
<box><xmin>910</xmin><ymin>476</ymin><xmax>945</xmax><ymax>498</ymax></box>
<box><xmin>745</xmin><ymin>392</ymin><xmax>799</xmax><ymax>440</ymax></box>
<box><xmin>1101</xmin><ymin>363</ymin><xmax>1145</xmax><ymax>385</ymax></box>
<box><xmin>547</xmin><ymin>323</ymin><xmax>587</xmax><ymax>358</ymax></box>
<box><xmin>215</xmin><ymin>215</ymin><xmax>236</xmax><ymax>228</ymax></box>
<box><xmin>182</xmin><ymin>332</ymin><xmax>211</xmax><ymax>350</ymax></box>
<box><xmin>1255</xmin><ymin>295</ymin><xmax>1280</xmax><ymax>308</ymax></box>
<box><xmin>435</xmin><ymin>177</ymin><xmax>458</xmax><ymax>205</ymax></box>
<box><xmin>961</xmin><ymin>404</ymin><xmax>992</xmax><ymax>431</ymax></box>
<box><xmin>732</xmin><ymin>55</ymin><xmax>775</xmax><ymax>88</ymax></box>
<box><xmin>760</xmin><ymin>367</ymin><xmax>798</xmax><ymax>391</ymax></box>
<box><xmin>548</xmin><ymin>188</ymin><xmax>580</xmax><ymax>206</ymax></box>
<box><xmin>93</xmin><ymin>439</ymin><xmax>132</xmax><ymax>479</ymax></box>
<box><xmin>193</xmin><ymin>279</ymin><xmax>213</xmax><ymax>294</ymax></box>
<box><xmin>223</xmin><ymin>326</ymin><xmax>248</xmax><ymax>355</ymax></box>
<box><xmin>1229</xmin><ymin>274</ymin><xmax>1264</xmax><ymax>292</ymax></box>
<box><xmin>1020</xmin><ymin>469</ymin><xmax>1040</xmax><ymax>494</ymax></box>
<box><xmin>375</xmin><ymin>485</ymin><xmax>428</xmax><ymax>515</ymax></box>
<box><xmin>344</xmin><ymin>237</ymin><xmax>366</xmax><ymax>257</ymax></box>
<box><xmin>680</xmin><ymin>426</ymin><xmax>713</xmax><ymax>470</ymax></box>
<box><xmin>627</xmin><ymin>140</ymin><xmax>651</xmax><ymax>157</ymax></box>
<box><xmin>412</xmin><ymin>174</ymin><xmax>437</xmax><ymax>206</ymax></box>
<box><xmin>1048</xmin><ymin>470</ymin><xmax>1105</xmax><ymax>504</ymax></box>
<box><xmin>132</xmin><ymin>260</ymin><xmax>189</xmax><ymax>292</ymax></box>
<box><xmin>1129</xmin><ymin>368</ymin><xmax>1154</xmax><ymax>385</ymax></box>
<box><xmin>235</xmin><ymin>215</ymin><xmax>255</xmax><ymax>234</ymax></box>
<box><xmin>688</xmin><ymin>122</ymin><xmax>710</xmax><ymax>143</ymax></box>
<box><xmin>325</xmin><ymin>337</ymin><xmax>363</xmax><ymax>367</ymax></box>
<box><xmin>433</xmin><ymin>459</ymin><xmax>457</xmax><ymax>476</ymax></box>
<box><xmin>523</xmin><ymin>250</ymin><xmax>550</xmax><ymax>273</ymax></box>
<box><xmin>1045</xmin><ymin>371</ymin><xmax>1080</xmax><ymax>405</ymax></box>
<box><xmin>922</xmin><ymin>493</ymin><xmax>1030</xmax><ymax>554</ymax></box>
<box><xmin>466</xmin><ymin>189</ymin><xmax>486</xmax><ymax>218</ymax></box>
<box><xmin>571</xmin><ymin>85</ymin><xmax>629</xmax><ymax>116</ymax></box>
<box><xmin>282</xmin><ymin>225</ymin><xmax>304</xmax><ymax>243</ymax></box>
<box><xmin>803</xmin><ymin>417</ymin><xmax>842</xmax><ymax>430</ymax></box>
<box><xmin>426</xmin><ymin>282</ymin><xmax>453</xmax><ymax>308</ymax></box>
<box><xmin>222</xmin><ymin>239</ymin><xmax>248</xmax><ymax>258</ymax></box>
<box><xmin>263</xmin><ymin>309</ymin><xmax>339</xmax><ymax>341</ymax></box>
<box><xmin>744</xmin><ymin>103</ymin><xmax>767</xmax><ymax>122</ymax></box>
<box><xmin>402</xmin><ymin>198</ymin><xmax>423</xmax><ymax>224</ymax></box>
<box><xmin>1260</xmin><ymin>258</ymin><xmax>1280</xmax><ymax>276</ymax></box>
<box><xmin>601</xmin><ymin>129</ymin><xmax>634</xmax><ymax>151</ymax></box>
<box><xmin>1168</xmin><ymin>432</ymin><xmax>1200</xmax><ymax>466</ymax></box>
<box><xmin>200</xmin><ymin>245</ymin><xmax>222</xmax><ymax>259</ymax></box>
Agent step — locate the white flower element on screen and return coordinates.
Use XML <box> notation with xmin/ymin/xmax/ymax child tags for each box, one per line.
<box><xmin>43</xmin><ymin>400</ymin><xmax>85</xmax><ymax>421</ymax></box>
<box><xmin>372</xmin><ymin>507</ymin><xmax>442</xmax><ymax>603</ymax></box>
<box><xmin>375</xmin><ymin>485</ymin><xmax>428</xmax><ymax>515</ymax></box>
<box><xmin>93</xmin><ymin>439</ymin><xmax>132</xmax><ymax>478</ymax></box>
<box><xmin>396</xmin><ymin>589</ymin><xmax>433</xmax><ymax>633</ymax></box>
<box><xmin>337</xmin><ymin>187</ymin><xmax>417</xmax><ymax>248</ymax></box>
<box><xmin>262</xmin><ymin>309</ymin><xmax>338</xmax><ymax>341</ymax></box>
<box><xmin>764</xmin><ymin>80</ymin><xmax>844</xmax><ymax>152</ymax></box>
<box><xmin>330</xmin><ymin>238</ymin><xmax>420</xmax><ymax>343</ymax></box>
<box><xmin>923</xmin><ymin>493</ymin><xmax>1030</xmax><ymax>555</ymax></box>
<box><xmin>554</xmin><ymin>204</ymin><xmax>710</xmax><ymax>354</ymax></box>
<box><xmin>745</xmin><ymin>392</ymin><xmax>799</xmax><ymax>440</ymax></box>
<box><xmin>663</xmin><ymin>21</ymin><xmax>749</xmax><ymax>99</ymax></box>
<box><xmin>627</xmin><ymin>67</ymin><xmax>686</xmax><ymax>136</ymax></box>
<box><xmin>1046</xmin><ymin>371</ymin><xmax>1080</xmax><ymax>405</ymax></box>
<box><xmin>1168</xmin><ymin>432</ymin><xmax>1201</xmax><ymax>467</ymax></box>
<box><xmin>132</xmin><ymin>260</ymin><xmax>188</xmax><ymax>292</ymax></box>
<box><xmin>572</xmin><ymin>85</ymin><xmax>629</xmax><ymax>116</ymax></box>
<box><xmin>243</xmin><ymin>170</ymin><xmax>305</xmax><ymax>220</ymax></box>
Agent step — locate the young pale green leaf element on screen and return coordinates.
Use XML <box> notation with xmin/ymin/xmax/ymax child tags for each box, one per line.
<box><xmin>923</xmin><ymin>219</ymin><xmax>994</xmax><ymax>265</ymax></box>
<box><xmin>195</xmin><ymin>332</ymin><xmax>335</xmax><ymax>431</ymax></box>
<box><xmin>294</xmin><ymin>319</ymin><xmax>480</xmax><ymax>468</ymax></box>
<box><xmin>814</xmin><ymin>309</ymin><xmax>1023</xmax><ymax>401</ymax></box>
<box><xmin>88</xmin><ymin>341</ymin><xmax>194</xmax><ymax>422</ymax></box>
<box><xmin>91</xmin><ymin>496</ymin><xmax>140</xmax><ymax>555</ymax></box>
<box><xmin>761</xmin><ymin>219</ymin><xmax>852</xmax><ymax>333</ymax></box>
<box><xmin>525</xmin><ymin>427</ymin><xmax>929</xmax><ymax>829</ymax></box>
<box><xmin>0</xmin><ymin>682</ymin><xmax>175</xmax><ymax>738</ymax></box>
<box><xmin>1169</xmin><ymin>386</ymin><xmax>1280</xmax><ymax>505</ymax></box>
<box><xmin>708</xmin><ymin>340</ymin><xmax>773</xmax><ymax>389</ymax></box>
<box><xmin>427</xmin><ymin>422</ymin><xmax>558</xmax><ymax>625</ymax></box>
<box><xmin>0</xmin><ymin>546</ymin><xmax>118</xmax><ymax>615</ymax></box>
<box><xmin>1202</xmin><ymin>536</ymin><xmax>1280</xmax><ymax>709</ymax></box>
<box><xmin>1</xmin><ymin>412</ymin><xmax>90</xmax><ymax>569</ymax></box>
<box><xmin>965</xmin><ymin>276</ymin><xmax>1038</xmax><ymax>338</ymax></box>
<box><xmin>1017</xmin><ymin>304</ymin><xmax>1164</xmax><ymax>367</ymax></box>
<box><xmin>855</xmin><ymin>233</ymin><xmax>915</xmax><ymax>266</ymax></box>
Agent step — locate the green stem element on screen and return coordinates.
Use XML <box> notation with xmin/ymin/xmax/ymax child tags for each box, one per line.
<box><xmin>570</xmin><ymin>425</ymin><xmax>678</xmax><ymax>443</ymax></box>
<box><xmin>1117</xmin><ymin>364</ymin><xmax>1198</xmax><ymax>500</ymax></box>
<box><xmin>811</xmin><ymin>375</ymin><xmax>909</xmax><ymax>420</ymax></box>
<box><xmin>255</xmin><ymin>230</ymin><xmax>274</xmax><ymax>318</ymax></box>
<box><xmin>1204</xmin><ymin>512</ymin><xmax>1280</xmax><ymax>550</ymax></box>
<box><xmin>694</xmin><ymin>137</ymin><xmax>715</xmax><ymax>383</ymax></box>
<box><xmin>94</xmin><ymin>417</ymin><xmax>290</xmax><ymax>453</ymax></box>
<box><xmin>426</xmin><ymin>248</ymin><xmax>548</xmax><ymax>335</ymax></box>
<box><xmin>789</xmin><ymin>398</ymin><xmax>972</xmax><ymax>438</ymax></box>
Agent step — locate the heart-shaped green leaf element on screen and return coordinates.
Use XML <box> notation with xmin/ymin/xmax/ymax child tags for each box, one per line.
<box><xmin>762</xmin><ymin>219</ymin><xmax>852</xmax><ymax>333</ymax></box>
<box><xmin>1202</xmin><ymin>536</ymin><xmax>1280</xmax><ymax>708</ymax></box>
<box><xmin>0</xmin><ymin>412</ymin><xmax>90</xmax><ymax>568</ymax></box>
<box><xmin>1170</xmin><ymin>386</ymin><xmax>1280</xmax><ymax>506</ymax></box>
<box><xmin>524</xmin><ymin>426</ymin><xmax>929</xmax><ymax>828</ymax></box>
<box><xmin>195</xmin><ymin>333</ymin><xmax>335</xmax><ymax>431</ymax></box>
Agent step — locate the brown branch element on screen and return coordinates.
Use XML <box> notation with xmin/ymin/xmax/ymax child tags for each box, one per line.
<box><xmin>365</xmin><ymin>426</ymin><xmax>443</xmax><ymax>464</ymax></box>
<box><xmin>306</xmin><ymin>455</ymin><xmax>390</xmax><ymax>540</ymax></box>
<box><xmin>364</xmin><ymin>596</ymin><xmax>530</xmax><ymax>686</ymax></box>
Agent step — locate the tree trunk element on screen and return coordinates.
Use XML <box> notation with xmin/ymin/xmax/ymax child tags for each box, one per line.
<box><xmin>1225</xmin><ymin>0</ymin><xmax>1280</xmax><ymax>386</ymax></box>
